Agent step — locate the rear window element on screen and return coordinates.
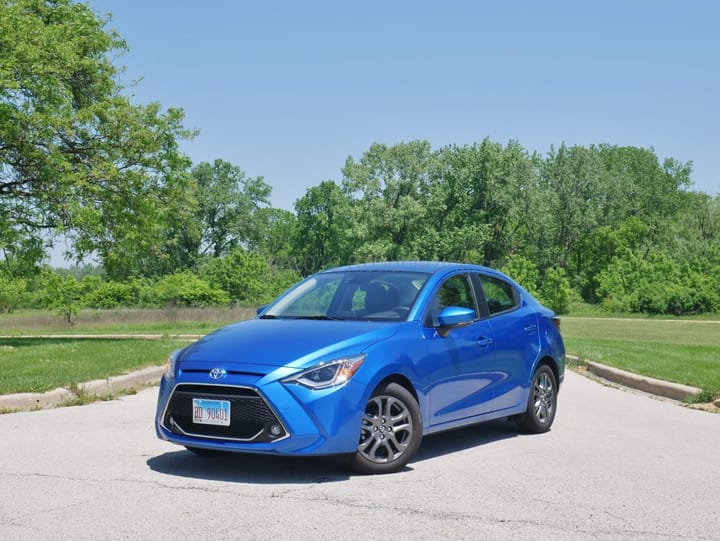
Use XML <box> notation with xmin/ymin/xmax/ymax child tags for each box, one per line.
<box><xmin>479</xmin><ymin>275</ymin><xmax>518</xmax><ymax>315</ymax></box>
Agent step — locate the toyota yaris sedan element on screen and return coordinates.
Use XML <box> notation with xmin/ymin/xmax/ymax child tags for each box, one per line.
<box><xmin>155</xmin><ymin>261</ymin><xmax>565</xmax><ymax>474</ymax></box>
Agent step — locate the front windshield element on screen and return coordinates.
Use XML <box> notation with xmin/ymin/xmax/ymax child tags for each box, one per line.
<box><xmin>263</xmin><ymin>271</ymin><xmax>429</xmax><ymax>321</ymax></box>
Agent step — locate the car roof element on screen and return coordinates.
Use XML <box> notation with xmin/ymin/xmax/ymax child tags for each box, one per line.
<box><xmin>320</xmin><ymin>261</ymin><xmax>496</xmax><ymax>275</ymax></box>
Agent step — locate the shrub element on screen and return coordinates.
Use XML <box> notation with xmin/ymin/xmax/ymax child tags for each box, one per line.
<box><xmin>43</xmin><ymin>273</ymin><xmax>83</xmax><ymax>325</ymax></box>
<box><xmin>501</xmin><ymin>254</ymin><xmax>540</xmax><ymax>298</ymax></box>
<box><xmin>538</xmin><ymin>267</ymin><xmax>572</xmax><ymax>314</ymax></box>
<box><xmin>0</xmin><ymin>276</ymin><xmax>28</xmax><ymax>313</ymax></box>
<box><xmin>200</xmin><ymin>249</ymin><xmax>298</xmax><ymax>306</ymax></box>
<box><xmin>596</xmin><ymin>249</ymin><xmax>720</xmax><ymax>315</ymax></box>
<box><xmin>82</xmin><ymin>280</ymin><xmax>137</xmax><ymax>309</ymax></box>
<box><xmin>154</xmin><ymin>272</ymin><xmax>230</xmax><ymax>307</ymax></box>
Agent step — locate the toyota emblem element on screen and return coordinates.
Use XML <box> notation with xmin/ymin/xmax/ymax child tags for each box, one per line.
<box><xmin>209</xmin><ymin>368</ymin><xmax>227</xmax><ymax>380</ymax></box>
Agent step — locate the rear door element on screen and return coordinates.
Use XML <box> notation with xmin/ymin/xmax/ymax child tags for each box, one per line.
<box><xmin>474</xmin><ymin>273</ymin><xmax>540</xmax><ymax>411</ymax></box>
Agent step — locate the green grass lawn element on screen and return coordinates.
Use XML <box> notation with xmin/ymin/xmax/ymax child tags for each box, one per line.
<box><xmin>0</xmin><ymin>338</ymin><xmax>192</xmax><ymax>395</ymax></box>
<box><xmin>1</xmin><ymin>309</ymin><xmax>719</xmax><ymax>401</ymax></box>
<box><xmin>0</xmin><ymin>307</ymin><xmax>253</xmax><ymax>336</ymax></box>
<box><xmin>0</xmin><ymin>321</ymin><xmax>217</xmax><ymax>336</ymax></box>
<box><xmin>0</xmin><ymin>309</ymin><xmax>236</xmax><ymax>397</ymax></box>
<box><xmin>562</xmin><ymin>317</ymin><xmax>720</xmax><ymax>398</ymax></box>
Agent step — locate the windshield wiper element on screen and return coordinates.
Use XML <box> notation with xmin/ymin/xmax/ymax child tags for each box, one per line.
<box><xmin>292</xmin><ymin>315</ymin><xmax>346</xmax><ymax>321</ymax></box>
<box><xmin>260</xmin><ymin>314</ymin><xmax>346</xmax><ymax>321</ymax></box>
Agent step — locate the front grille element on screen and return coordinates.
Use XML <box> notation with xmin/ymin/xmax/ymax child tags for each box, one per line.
<box><xmin>163</xmin><ymin>384</ymin><xmax>287</xmax><ymax>442</ymax></box>
<box><xmin>181</xmin><ymin>368</ymin><xmax>267</xmax><ymax>377</ymax></box>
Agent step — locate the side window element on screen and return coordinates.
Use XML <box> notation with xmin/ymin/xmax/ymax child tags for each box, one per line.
<box><xmin>479</xmin><ymin>275</ymin><xmax>518</xmax><ymax>315</ymax></box>
<box><xmin>426</xmin><ymin>274</ymin><xmax>477</xmax><ymax>327</ymax></box>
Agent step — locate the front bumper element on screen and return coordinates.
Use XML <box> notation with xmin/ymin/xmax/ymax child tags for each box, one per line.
<box><xmin>155</xmin><ymin>368</ymin><xmax>367</xmax><ymax>456</ymax></box>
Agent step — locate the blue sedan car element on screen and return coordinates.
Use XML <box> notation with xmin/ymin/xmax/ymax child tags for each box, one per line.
<box><xmin>155</xmin><ymin>261</ymin><xmax>565</xmax><ymax>474</ymax></box>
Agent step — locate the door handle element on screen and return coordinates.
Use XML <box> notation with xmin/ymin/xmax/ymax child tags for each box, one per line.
<box><xmin>524</xmin><ymin>324</ymin><xmax>537</xmax><ymax>334</ymax></box>
<box><xmin>477</xmin><ymin>337</ymin><xmax>493</xmax><ymax>347</ymax></box>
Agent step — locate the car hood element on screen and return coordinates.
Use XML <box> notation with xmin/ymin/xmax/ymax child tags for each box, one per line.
<box><xmin>178</xmin><ymin>318</ymin><xmax>401</xmax><ymax>368</ymax></box>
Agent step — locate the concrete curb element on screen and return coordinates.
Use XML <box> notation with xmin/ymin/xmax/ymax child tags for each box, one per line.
<box><xmin>0</xmin><ymin>350</ymin><xmax>713</xmax><ymax>413</ymax></box>
<box><xmin>0</xmin><ymin>366</ymin><xmax>165</xmax><ymax>412</ymax></box>
<box><xmin>0</xmin><ymin>388</ymin><xmax>77</xmax><ymax>411</ymax></box>
<box><xmin>0</xmin><ymin>334</ymin><xmax>203</xmax><ymax>412</ymax></box>
<box><xmin>0</xmin><ymin>334</ymin><xmax>204</xmax><ymax>340</ymax></box>
<box><xmin>568</xmin><ymin>355</ymin><xmax>703</xmax><ymax>402</ymax></box>
<box><xmin>79</xmin><ymin>366</ymin><xmax>165</xmax><ymax>396</ymax></box>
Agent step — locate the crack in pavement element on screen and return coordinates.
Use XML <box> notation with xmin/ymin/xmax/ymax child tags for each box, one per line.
<box><xmin>1</xmin><ymin>471</ymin><xmax>714</xmax><ymax>540</ymax></box>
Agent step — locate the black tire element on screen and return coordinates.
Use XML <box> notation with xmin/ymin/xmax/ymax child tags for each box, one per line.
<box><xmin>516</xmin><ymin>365</ymin><xmax>557</xmax><ymax>434</ymax></box>
<box><xmin>350</xmin><ymin>382</ymin><xmax>423</xmax><ymax>474</ymax></box>
<box><xmin>184</xmin><ymin>446</ymin><xmax>228</xmax><ymax>457</ymax></box>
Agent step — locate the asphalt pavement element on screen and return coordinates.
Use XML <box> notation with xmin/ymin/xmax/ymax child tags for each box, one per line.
<box><xmin>0</xmin><ymin>371</ymin><xmax>719</xmax><ymax>540</ymax></box>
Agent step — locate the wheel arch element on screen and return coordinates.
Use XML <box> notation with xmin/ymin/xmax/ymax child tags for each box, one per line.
<box><xmin>535</xmin><ymin>355</ymin><xmax>561</xmax><ymax>389</ymax></box>
<box><xmin>373</xmin><ymin>373</ymin><xmax>419</xmax><ymax>405</ymax></box>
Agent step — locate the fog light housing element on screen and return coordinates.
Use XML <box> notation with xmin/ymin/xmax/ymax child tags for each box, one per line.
<box><xmin>269</xmin><ymin>424</ymin><xmax>283</xmax><ymax>437</ymax></box>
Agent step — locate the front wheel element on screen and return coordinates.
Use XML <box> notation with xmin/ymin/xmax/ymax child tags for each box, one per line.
<box><xmin>516</xmin><ymin>365</ymin><xmax>557</xmax><ymax>433</ymax></box>
<box><xmin>350</xmin><ymin>382</ymin><xmax>422</xmax><ymax>474</ymax></box>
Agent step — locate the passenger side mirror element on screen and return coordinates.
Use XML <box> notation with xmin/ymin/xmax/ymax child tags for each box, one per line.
<box><xmin>256</xmin><ymin>304</ymin><xmax>269</xmax><ymax>316</ymax></box>
<box><xmin>437</xmin><ymin>306</ymin><xmax>475</xmax><ymax>337</ymax></box>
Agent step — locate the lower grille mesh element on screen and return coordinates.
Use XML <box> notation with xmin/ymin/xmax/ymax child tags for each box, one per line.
<box><xmin>163</xmin><ymin>384</ymin><xmax>286</xmax><ymax>442</ymax></box>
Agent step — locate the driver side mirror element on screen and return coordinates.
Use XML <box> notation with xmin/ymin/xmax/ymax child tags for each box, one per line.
<box><xmin>437</xmin><ymin>306</ymin><xmax>475</xmax><ymax>337</ymax></box>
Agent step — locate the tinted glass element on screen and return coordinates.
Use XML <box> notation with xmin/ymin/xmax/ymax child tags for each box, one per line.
<box><xmin>426</xmin><ymin>274</ymin><xmax>477</xmax><ymax>326</ymax></box>
<box><xmin>265</xmin><ymin>271</ymin><xmax>429</xmax><ymax>321</ymax></box>
<box><xmin>479</xmin><ymin>275</ymin><xmax>518</xmax><ymax>314</ymax></box>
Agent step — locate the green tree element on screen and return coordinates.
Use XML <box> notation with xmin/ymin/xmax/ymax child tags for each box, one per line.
<box><xmin>293</xmin><ymin>180</ymin><xmax>352</xmax><ymax>274</ymax></box>
<box><xmin>0</xmin><ymin>275</ymin><xmax>27</xmax><ymax>312</ymax></box>
<box><xmin>114</xmin><ymin>170</ymin><xmax>200</xmax><ymax>279</ymax></box>
<box><xmin>430</xmin><ymin>139</ymin><xmax>535</xmax><ymax>265</ymax></box>
<box><xmin>501</xmin><ymin>255</ymin><xmax>571</xmax><ymax>314</ymax></box>
<box><xmin>190</xmin><ymin>160</ymin><xmax>272</xmax><ymax>258</ymax></box>
<box><xmin>43</xmin><ymin>272</ymin><xmax>82</xmax><ymax>325</ymax></box>
<box><xmin>538</xmin><ymin>266</ymin><xmax>572</xmax><ymax>315</ymax></box>
<box><xmin>597</xmin><ymin>145</ymin><xmax>692</xmax><ymax>240</ymax></box>
<box><xmin>140</xmin><ymin>159</ymin><xmax>273</xmax><ymax>278</ymax></box>
<box><xmin>250</xmin><ymin>207</ymin><xmax>298</xmax><ymax>269</ymax></box>
<box><xmin>201</xmin><ymin>249</ymin><xmax>270</xmax><ymax>304</ymax></box>
<box><xmin>501</xmin><ymin>254</ymin><xmax>540</xmax><ymax>297</ymax></box>
<box><xmin>668</xmin><ymin>192</ymin><xmax>720</xmax><ymax>262</ymax></box>
<box><xmin>341</xmin><ymin>141</ymin><xmax>435</xmax><ymax>262</ymax></box>
<box><xmin>0</xmin><ymin>0</ymin><xmax>192</xmax><ymax>274</ymax></box>
<box><xmin>572</xmin><ymin>217</ymin><xmax>650</xmax><ymax>302</ymax></box>
<box><xmin>532</xmin><ymin>144</ymin><xmax>607</xmax><ymax>269</ymax></box>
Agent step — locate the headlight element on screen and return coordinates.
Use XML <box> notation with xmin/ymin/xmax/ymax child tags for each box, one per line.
<box><xmin>282</xmin><ymin>354</ymin><xmax>366</xmax><ymax>390</ymax></box>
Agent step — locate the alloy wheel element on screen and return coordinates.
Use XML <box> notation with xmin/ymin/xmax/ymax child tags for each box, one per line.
<box><xmin>358</xmin><ymin>394</ymin><xmax>414</xmax><ymax>464</ymax></box>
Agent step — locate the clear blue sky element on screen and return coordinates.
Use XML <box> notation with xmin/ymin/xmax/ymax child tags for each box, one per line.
<box><xmin>89</xmin><ymin>0</ymin><xmax>719</xmax><ymax>210</ymax></box>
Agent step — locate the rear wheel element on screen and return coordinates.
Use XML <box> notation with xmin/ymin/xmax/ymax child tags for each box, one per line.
<box><xmin>351</xmin><ymin>383</ymin><xmax>422</xmax><ymax>474</ymax></box>
<box><xmin>516</xmin><ymin>365</ymin><xmax>557</xmax><ymax>433</ymax></box>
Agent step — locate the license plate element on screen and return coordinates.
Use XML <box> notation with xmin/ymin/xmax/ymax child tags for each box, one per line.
<box><xmin>192</xmin><ymin>398</ymin><xmax>231</xmax><ymax>426</ymax></box>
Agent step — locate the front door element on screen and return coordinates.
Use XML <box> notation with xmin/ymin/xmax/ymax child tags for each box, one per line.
<box><xmin>423</xmin><ymin>273</ymin><xmax>500</xmax><ymax>427</ymax></box>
